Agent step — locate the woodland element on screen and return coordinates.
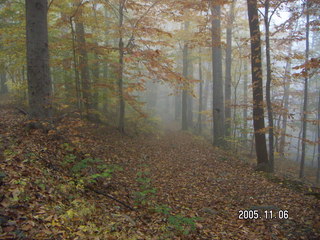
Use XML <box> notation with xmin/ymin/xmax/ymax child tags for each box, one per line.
<box><xmin>0</xmin><ymin>0</ymin><xmax>320</xmax><ymax>239</ymax></box>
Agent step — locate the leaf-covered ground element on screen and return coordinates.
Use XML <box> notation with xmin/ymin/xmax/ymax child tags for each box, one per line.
<box><xmin>0</xmin><ymin>107</ymin><xmax>319</xmax><ymax>239</ymax></box>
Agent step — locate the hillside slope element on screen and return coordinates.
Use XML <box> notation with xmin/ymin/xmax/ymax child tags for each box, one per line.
<box><xmin>0</xmin><ymin>107</ymin><xmax>319</xmax><ymax>239</ymax></box>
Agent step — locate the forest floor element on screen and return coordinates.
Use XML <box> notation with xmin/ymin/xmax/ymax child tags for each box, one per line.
<box><xmin>0</xmin><ymin>106</ymin><xmax>320</xmax><ymax>240</ymax></box>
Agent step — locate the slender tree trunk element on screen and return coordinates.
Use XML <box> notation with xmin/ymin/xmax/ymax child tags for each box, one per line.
<box><xmin>25</xmin><ymin>0</ymin><xmax>52</xmax><ymax>119</ymax></box>
<box><xmin>0</xmin><ymin>71</ymin><xmax>8</xmax><ymax>94</ymax></box>
<box><xmin>242</xmin><ymin>59</ymin><xmax>248</xmax><ymax>142</ymax></box>
<box><xmin>225</xmin><ymin>0</ymin><xmax>235</xmax><ymax>137</ymax></box>
<box><xmin>70</xmin><ymin>18</ymin><xmax>82</xmax><ymax>115</ymax></box>
<box><xmin>118</xmin><ymin>1</ymin><xmax>125</xmax><ymax>133</ymax></box>
<box><xmin>233</xmin><ymin>58</ymin><xmax>242</xmax><ymax>150</ymax></box>
<box><xmin>75</xmin><ymin>3</ymin><xmax>92</xmax><ymax>116</ymax></box>
<box><xmin>175</xmin><ymin>92</ymin><xmax>181</xmax><ymax>121</ymax></box>
<box><xmin>211</xmin><ymin>1</ymin><xmax>225</xmax><ymax>146</ymax></box>
<box><xmin>60</xmin><ymin>13</ymin><xmax>72</xmax><ymax>103</ymax></box>
<box><xmin>0</xmin><ymin>38</ymin><xmax>8</xmax><ymax>95</ymax></box>
<box><xmin>181</xmin><ymin>21</ymin><xmax>189</xmax><ymax>131</ymax></box>
<box><xmin>103</xmin><ymin>7</ymin><xmax>110</xmax><ymax>114</ymax></box>
<box><xmin>296</xmin><ymin>115</ymin><xmax>303</xmax><ymax>162</ymax></box>
<box><xmin>299</xmin><ymin>0</ymin><xmax>310</xmax><ymax>178</ymax></box>
<box><xmin>62</xmin><ymin>58</ymin><xmax>72</xmax><ymax>102</ymax></box>
<box><xmin>92</xmin><ymin>3</ymin><xmax>100</xmax><ymax>110</ymax></box>
<box><xmin>264</xmin><ymin>0</ymin><xmax>274</xmax><ymax>172</ymax></box>
<box><xmin>279</xmin><ymin>46</ymin><xmax>292</xmax><ymax>157</ymax></box>
<box><xmin>198</xmin><ymin>50</ymin><xmax>203</xmax><ymax>135</ymax></box>
<box><xmin>187</xmin><ymin>60</ymin><xmax>193</xmax><ymax>128</ymax></box>
<box><xmin>317</xmin><ymin>89</ymin><xmax>320</xmax><ymax>183</ymax></box>
<box><xmin>250</xmin><ymin>134</ymin><xmax>255</xmax><ymax>157</ymax></box>
<box><xmin>202</xmin><ymin>76</ymin><xmax>209</xmax><ymax>130</ymax></box>
<box><xmin>92</xmin><ymin>52</ymin><xmax>100</xmax><ymax>110</ymax></box>
<box><xmin>275</xmin><ymin>112</ymin><xmax>282</xmax><ymax>153</ymax></box>
<box><xmin>187</xmin><ymin>95</ymin><xmax>193</xmax><ymax>128</ymax></box>
<box><xmin>247</xmin><ymin>0</ymin><xmax>270</xmax><ymax>171</ymax></box>
<box><xmin>312</xmin><ymin>130</ymin><xmax>316</xmax><ymax>166</ymax></box>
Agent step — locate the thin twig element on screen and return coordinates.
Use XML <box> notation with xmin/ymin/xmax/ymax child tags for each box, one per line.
<box><xmin>86</xmin><ymin>186</ymin><xmax>135</xmax><ymax>211</ymax></box>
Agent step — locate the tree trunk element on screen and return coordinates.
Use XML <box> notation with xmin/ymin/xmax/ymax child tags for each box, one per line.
<box><xmin>233</xmin><ymin>57</ymin><xmax>242</xmax><ymax>150</ymax></box>
<box><xmin>70</xmin><ymin>18</ymin><xmax>82</xmax><ymax>115</ymax></box>
<box><xmin>247</xmin><ymin>0</ymin><xmax>270</xmax><ymax>171</ymax></box>
<box><xmin>317</xmin><ymin>88</ymin><xmax>320</xmax><ymax>183</ymax></box>
<box><xmin>264</xmin><ymin>0</ymin><xmax>274</xmax><ymax>172</ymax></box>
<box><xmin>103</xmin><ymin>7</ymin><xmax>110</xmax><ymax>114</ymax></box>
<box><xmin>299</xmin><ymin>0</ymin><xmax>310</xmax><ymax>178</ymax></box>
<box><xmin>92</xmin><ymin>3</ymin><xmax>100</xmax><ymax>110</ymax></box>
<box><xmin>225</xmin><ymin>0</ymin><xmax>235</xmax><ymax>137</ymax></box>
<box><xmin>25</xmin><ymin>0</ymin><xmax>52</xmax><ymax>119</ymax></box>
<box><xmin>92</xmin><ymin>52</ymin><xmax>100</xmax><ymax>110</ymax></box>
<box><xmin>242</xmin><ymin>58</ymin><xmax>248</xmax><ymax>142</ymax></box>
<box><xmin>202</xmin><ymin>76</ymin><xmax>209</xmax><ymax>130</ymax></box>
<box><xmin>0</xmin><ymin>36</ymin><xmax>8</xmax><ymax>95</ymax></box>
<box><xmin>0</xmin><ymin>71</ymin><xmax>8</xmax><ymax>95</ymax></box>
<box><xmin>198</xmin><ymin>50</ymin><xmax>203</xmax><ymax>135</ymax></box>
<box><xmin>118</xmin><ymin>1</ymin><xmax>125</xmax><ymax>133</ymax></box>
<box><xmin>181</xmin><ymin>21</ymin><xmax>189</xmax><ymax>131</ymax></box>
<box><xmin>187</xmin><ymin>60</ymin><xmax>193</xmax><ymax>128</ymax></box>
<box><xmin>211</xmin><ymin>1</ymin><xmax>225</xmax><ymax>146</ymax></box>
<box><xmin>175</xmin><ymin>91</ymin><xmax>181</xmax><ymax>121</ymax></box>
<box><xmin>279</xmin><ymin>44</ymin><xmax>293</xmax><ymax>157</ymax></box>
<box><xmin>75</xmin><ymin>3</ymin><xmax>92</xmax><ymax>116</ymax></box>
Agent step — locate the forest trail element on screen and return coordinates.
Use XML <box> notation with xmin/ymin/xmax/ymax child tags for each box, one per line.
<box><xmin>0</xmin><ymin>107</ymin><xmax>319</xmax><ymax>239</ymax></box>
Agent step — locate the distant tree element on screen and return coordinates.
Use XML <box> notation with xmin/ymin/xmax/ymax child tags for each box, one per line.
<box><xmin>279</xmin><ymin>32</ymin><xmax>294</xmax><ymax>157</ymax></box>
<box><xmin>317</xmin><ymin>89</ymin><xmax>320</xmax><ymax>183</ymax></box>
<box><xmin>300</xmin><ymin>0</ymin><xmax>310</xmax><ymax>178</ymax></box>
<box><xmin>211</xmin><ymin>0</ymin><xmax>225</xmax><ymax>146</ymax></box>
<box><xmin>118</xmin><ymin>0</ymin><xmax>125</xmax><ymax>133</ymax></box>
<box><xmin>0</xmin><ymin>71</ymin><xmax>7</xmax><ymax>95</ymax></box>
<box><xmin>25</xmin><ymin>0</ymin><xmax>52</xmax><ymax>119</ymax></box>
<box><xmin>74</xmin><ymin>1</ymin><xmax>92</xmax><ymax>117</ymax></box>
<box><xmin>263</xmin><ymin>0</ymin><xmax>274</xmax><ymax>172</ymax></box>
<box><xmin>182</xmin><ymin>22</ymin><xmax>189</xmax><ymax>131</ymax></box>
<box><xmin>247</xmin><ymin>0</ymin><xmax>270</xmax><ymax>171</ymax></box>
<box><xmin>261</xmin><ymin>0</ymin><xmax>288</xmax><ymax>171</ymax></box>
<box><xmin>197</xmin><ymin>49</ymin><xmax>203</xmax><ymax>134</ymax></box>
<box><xmin>225</xmin><ymin>0</ymin><xmax>236</xmax><ymax>137</ymax></box>
<box><xmin>242</xmin><ymin>57</ymin><xmax>249</xmax><ymax>142</ymax></box>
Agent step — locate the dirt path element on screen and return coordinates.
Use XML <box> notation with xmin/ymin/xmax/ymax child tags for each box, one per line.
<box><xmin>137</xmin><ymin>132</ymin><xmax>320</xmax><ymax>239</ymax></box>
<box><xmin>76</xmin><ymin>120</ymin><xmax>320</xmax><ymax>239</ymax></box>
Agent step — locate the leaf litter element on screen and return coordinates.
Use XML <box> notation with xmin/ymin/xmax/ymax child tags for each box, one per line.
<box><xmin>0</xmin><ymin>107</ymin><xmax>319</xmax><ymax>239</ymax></box>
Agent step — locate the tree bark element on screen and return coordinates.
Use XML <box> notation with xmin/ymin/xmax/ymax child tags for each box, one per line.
<box><xmin>211</xmin><ymin>1</ymin><xmax>225</xmax><ymax>146</ymax></box>
<box><xmin>0</xmin><ymin>71</ymin><xmax>8</xmax><ymax>95</ymax></box>
<box><xmin>198</xmin><ymin>50</ymin><xmax>203</xmax><ymax>135</ymax></box>
<box><xmin>118</xmin><ymin>1</ymin><xmax>125</xmax><ymax>133</ymax></box>
<box><xmin>202</xmin><ymin>76</ymin><xmax>210</xmax><ymax>130</ymax></box>
<box><xmin>102</xmin><ymin>7</ymin><xmax>110</xmax><ymax>114</ymax></box>
<box><xmin>70</xmin><ymin>17</ymin><xmax>82</xmax><ymax>115</ymax></box>
<box><xmin>247</xmin><ymin>0</ymin><xmax>270</xmax><ymax>171</ymax></box>
<box><xmin>225</xmin><ymin>0</ymin><xmax>235</xmax><ymax>137</ymax></box>
<box><xmin>181</xmin><ymin>21</ymin><xmax>189</xmax><ymax>131</ymax></box>
<box><xmin>264</xmin><ymin>0</ymin><xmax>274</xmax><ymax>172</ymax></box>
<box><xmin>25</xmin><ymin>0</ymin><xmax>52</xmax><ymax>119</ymax></box>
<box><xmin>299</xmin><ymin>0</ymin><xmax>310</xmax><ymax>178</ymax></box>
<box><xmin>175</xmin><ymin>91</ymin><xmax>181</xmax><ymax>121</ymax></box>
<box><xmin>279</xmin><ymin>41</ymin><xmax>293</xmax><ymax>157</ymax></box>
<box><xmin>75</xmin><ymin>2</ymin><xmax>92</xmax><ymax>116</ymax></box>
<box><xmin>317</xmin><ymin>89</ymin><xmax>320</xmax><ymax>183</ymax></box>
<box><xmin>187</xmin><ymin>60</ymin><xmax>193</xmax><ymax>128</ymax></box>
<box><xmin>242</xmin><ymin>58</ymin><xmax>248</xmax><ymax>142</ymax></box>
<box><xmin>92</xmin><ymin>3</ymin><xmax>100</xmax><ymax>110</ymax></box>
